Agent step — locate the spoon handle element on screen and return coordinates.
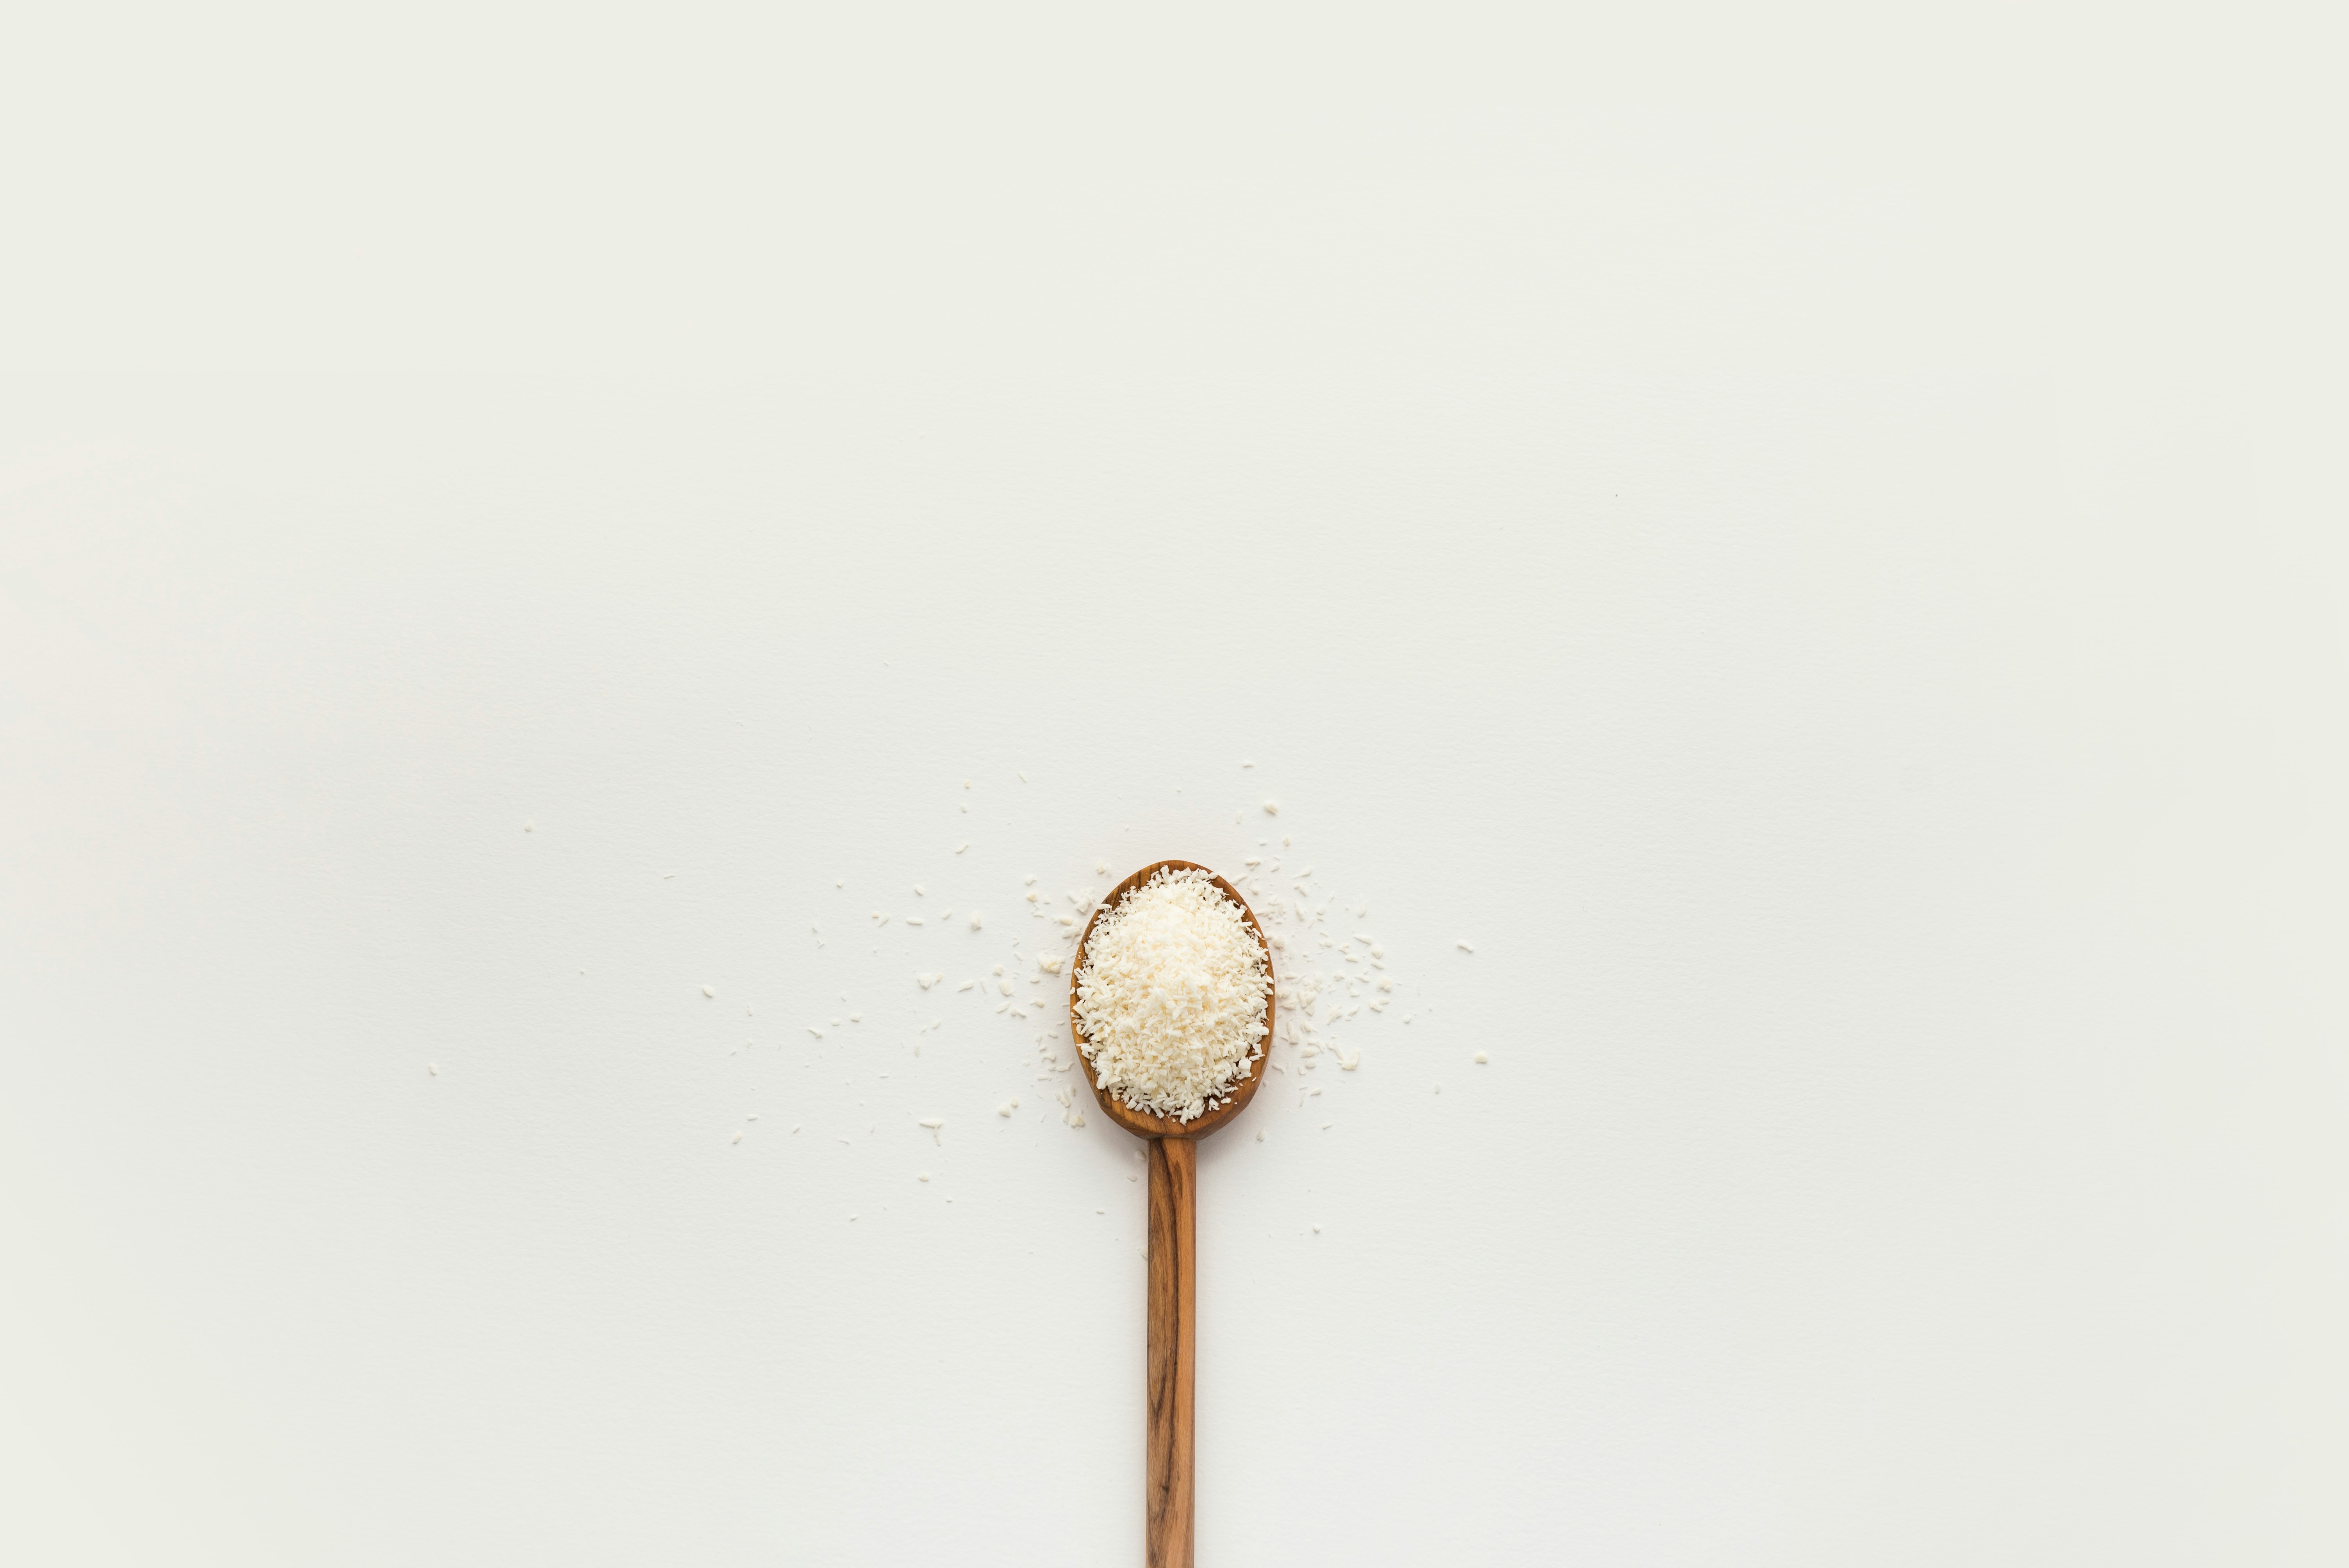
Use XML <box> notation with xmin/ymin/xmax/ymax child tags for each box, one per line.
<box><xmin>1146</xmin><ymin>1135</ymin><xmax>1197</xmax><ymax>1568</ymax></box>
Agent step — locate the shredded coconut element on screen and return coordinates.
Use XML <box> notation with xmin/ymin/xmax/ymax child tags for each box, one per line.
<box><xmin>1073</xmin><ymin>867</ymin><xmax>1271</xmax><ymax>1123</ymax></box>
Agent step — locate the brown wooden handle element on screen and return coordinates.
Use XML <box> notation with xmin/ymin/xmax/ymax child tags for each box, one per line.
<box><xmin>1146</xmin><ymin>1136</ymin><xmax>1196</xmax><ymax>1568</ymax></box>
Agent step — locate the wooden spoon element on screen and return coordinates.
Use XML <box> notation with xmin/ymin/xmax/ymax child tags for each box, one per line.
<box><xmin>1069</xmin><ymin>859</ymin><xmax>1276</xmax><ymax>1568</ymax></box>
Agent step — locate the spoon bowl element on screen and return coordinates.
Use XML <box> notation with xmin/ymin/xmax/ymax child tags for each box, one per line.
<box><xmin>1068</xmin><ymin>858</ymin><xmax>1277</xmax><ymax>1140</ymax></box>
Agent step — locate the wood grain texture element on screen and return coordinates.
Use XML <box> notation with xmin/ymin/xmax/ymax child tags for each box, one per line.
<box><xmin>1068</xmin><ymin>859</ymin><xmax>1276</xmax><ymax>1141</ymax></box>
<box><xmin>1146</xmin><ymin>1135</ymin><xmax>1197</xmax><ymax>1568</ymax></box>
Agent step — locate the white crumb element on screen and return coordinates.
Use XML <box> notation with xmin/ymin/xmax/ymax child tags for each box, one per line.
<box><xmin>1073</xmin><ymin>867</ymin><xmax>1271</xmax><ymax>1123</ymax></box>
<box><xmin>701</xmin><ymin>985</ymin><xmax>715</xmax><ymax>998</ymax></box>
<box><xmin>1474</xmin><ymin>1051</ymin><xmax>1488</xmax><ymax>1064</ymax></box>
<box><xmin>1263</xmin><ymin>799</ymin><xmax>1279</xmax><ymax>814</ymax></box>
<box><xmin>1458</xmin><ymin>939</ymin><xmax>1474</xmax><ymax>952</ymax></box>
<box><xmin>427</xmin><ymin>1063</ymin><xmax>438</xmax><ymax>1076</ymax></box>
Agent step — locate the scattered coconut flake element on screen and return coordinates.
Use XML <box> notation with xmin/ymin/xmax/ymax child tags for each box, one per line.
<box><xmin>806</xmin><ymin>1027</ymin><xmax>823</xmax><ymax>1039</ymax></box>
<box><xmin>969</xmin><ymin>912</ymin><xmax>984</xmax><ymax>931</ymax></box>
<box><xmin>1263</xmin><ymin>800</ymin><xmax>1279</xmax><ymax>815</ymax></box>
<box><xmin>701</xmin><ymin>985</ymin><xmax>716</xmax><ymax>998</ymax></box>
<box><xmin>1474</xmin><ymin>1051</ymin><xmax>1488</xmax><ymax>1064</ymax></box>
<box><xmin>427</xmin><ymin>1063</ymin><xmax>438</xmax><ymax>1076</ymax></box>
<box><xmin>1094</xmin><ymin>860</ymin><xmax>1109</xmax><ymax>875</ymax></box>
<box><xmin>905</xmin><ymin>917</ymin><xmax>925</xmax><ymax>926</ymax></box>
<box><xmin>1457</xmin><ymin>939</ymin><xmax>1474</xmax><ymax>953</ymax></box>
<box><xmin>955</xmin><ymin>842</ymin><xmax>969</xmax><ymax>853</ymax></box>
<box><xmin>918</xmin><ymin>1172</ymin><xmax>930</xmax><ymax>1182</ymax></box>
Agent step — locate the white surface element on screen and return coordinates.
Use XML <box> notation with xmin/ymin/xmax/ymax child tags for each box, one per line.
<box><xmin>4</xmin><ymin>6</ymin><xmax>2346</xmax><ymax>1564</ymax></box>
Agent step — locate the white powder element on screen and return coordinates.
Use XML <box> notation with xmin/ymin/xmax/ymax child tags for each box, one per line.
<box><xmin>1074</xmin><ymin>866</ymin><xmax>1271</xmax><ymax>1123</ymax></box>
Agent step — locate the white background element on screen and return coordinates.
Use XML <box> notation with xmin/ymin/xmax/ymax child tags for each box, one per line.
<box><xmin>4</xmin><ymin>5</ymin><xmax>2345</xmax><ymax>1563</ymax></box>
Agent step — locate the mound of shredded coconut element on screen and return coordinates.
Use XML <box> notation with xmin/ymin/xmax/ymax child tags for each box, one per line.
<box><xmin>1074</xmin><ymin>866</ymin><xmax>1272</xmax><ymax>1122</ymax></box>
